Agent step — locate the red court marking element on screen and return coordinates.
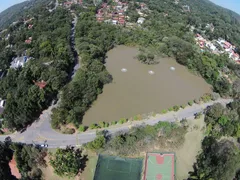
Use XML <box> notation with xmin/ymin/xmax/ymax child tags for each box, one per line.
<box><xmin>156</xmin><ymin>174</ymin><xmax>162</xmax><ymax>180</ymax></box>
<box><xmin>156</xmin><ymin>155</ymin><xmax>164</xmax><ymax>164</ymax></box>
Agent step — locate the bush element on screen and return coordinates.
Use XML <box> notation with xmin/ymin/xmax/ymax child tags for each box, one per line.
<box><xmin>104</xmin><ymin>122</ymin><xmax>109</xmax><ymax>127</ymax></box>
<box><xmin>133</xmin><ymin>116</ymin><xmax>138</xmax><ymax>121</ymax></box>
<box><xmin>211</xmin><ymin>92</ymin><xmax>220</xmax><ymax>100</ymax></box>
<box><xmin>188</xmin><ymin>101</ymin><xmax>193</xmax><ymax>106</ymax></box>
<box><xmin>180</xmin><ymin>118</ymin><xmax>188</xmax><ymax>128</ymax></box>
<box><xmin>194</xmin><ymin>112</ymin><xmax>202</xmax><ymax>119</ymax></box>
<box><xmin>98</xmin><ymin>121</ymin><xmax>105</xmax><ymax>128</ymax></box>
<box><xmin>173</xmin><ymin>105</ymin><xmax>180</xmax><ymax>112</ymax></box>
<box><xmin>180</xmin><ymin>105</ymin><xmax>186</xmax><ymax>109</ymax></box>
<box><xmin>89</xmin><ymin>124</ymin><xmax>99</xmax><ymax>129</ymax></box>
<box><xmin>62</xmin><ymin>128</ymin><xmax>75</xmax><ymax>134</ymax></box>
<box><xmin>86</xmin><ymin>135</ymin><xmax>106</xmax><ymax>151</ymax></box>
<box><xmin>168</xmin><ymin>107</ymin><xmax>174</xmax><ymax>111</ymax></box>
<box><xmin>79</xmin><ymin>125</ymin><xmax>87</xmax><ymax>132</ymax></box>
<box><xmin>110</xmin><ymin>121</ymin><xmax>117</xmax><ymax>125</ymax></box>
<box><xmin>194</xmin><ymin>98</ymin><xmax>200</xmax><ymax>104</ymax></box>
<box><xmin>200</xmin><ymin>93</ymin><xmax>212</xmax><ymax>103</ymax></box>
<box><xmin>161</xmin><ymin>109</ymin><xmax>168</xmax><ymax>114</ymax></box>
<box><xmin>118</xmin><ymin>118</ymin><xmax>127</xmax><ymax>124</ymax></box>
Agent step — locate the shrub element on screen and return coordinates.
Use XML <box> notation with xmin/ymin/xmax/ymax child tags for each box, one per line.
<box><xmin>188</xmin><ymin>101</ymin><xmax>193</xmax><ymax>106</ymax></box>
<box><xmin>161</xmin><ymin>109</ymin><xmax>168</xmax><ymax>114</ymax></box>
<box><xmin>151</xmin><ymin>112</ymin><xmax>156</xmax><ymax>117</ymax></box>
<box><xmin>133</xmin><ymin>116</ymin><xmax>138</xmax><ymax>121</ymax></box>
<box><xmin>118</xmin><ymin>118</ymin><xmax>127</xmax><ymax>124</ymax></box>
<box><xmin>194</xmin><ymin>112</ymin><xmax>202</xmax><ymax>119</ymax></box>
<box><xmin>104</xmin><ymin>122</ymin><xmax>109</xmax><ymax>127</ymax></box>
<box><xmin>200</xmin><ymin>93</ymin><xmax>212</xmax><ymax>103</ymax></box>
<box><xmin>168</xmin><ymin>107</ymin><xmax>173</xmax><ymax>111</ymax></box>
<box><xmin>194</xmin><ymin>98</ymin><xmax>200</xmax><ymax>104</ymax></box>
<box><xmin>86</xmin><ymin>135</ymin><xmax>106</xmax><ymax>150</ymax></box>
<box><xmin>89</xmin><ymin>124</ymin><xmax>98</xmax><ymax>129</ymax></box>
<box><xmin>180</xmin><ymin>118</ymin><xmax>188</xmax><ymax>128</ymax></box>
<box><xmin>79</xmin><ymin>125</ymin><xmax>87</xmax><ymax>132</ymax></box>
<box><xmin>63</xmin><ymin>128</ymin><xmax>75</xmax><ymax>134</ymax></box>
<box><xmin>211</xmin><ymin>92</ymin><xmax>220</xmax><ymax>100</ymax></box>
<box><xmin>110</xmin><ymin>121</ymin><xmax>117</xmax><ymax>125</ymax></box>
<box><xmin>173</xmin><ymin>105</ymin><xmax>180</xmax><ymax>112</ymax></box>
<box><xmin>180</xmin><ymin>104</ymin><xmax>186</xmax><ymax>109</ymax></box>
<box><xmin>98</xmin><ymin>121</ymin><xmax>105</xmax><ymax>128</ymax></box>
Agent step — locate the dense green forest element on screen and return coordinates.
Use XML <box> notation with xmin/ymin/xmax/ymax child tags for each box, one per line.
<box><xmin>0</xmin><ymin>3</ymin><xmax>73</xmax><ymax>130</ymax></box>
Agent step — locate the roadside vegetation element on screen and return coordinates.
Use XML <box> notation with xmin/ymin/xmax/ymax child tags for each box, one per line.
<box><xmin>84</xmin><ymin>121</ymin><xmax>187</xmax><ymax>156</ymax></box>
<box><xmin>59</xmin><ymin>93</ymin><xmax>215</xmax><ymax>134</ymax></box>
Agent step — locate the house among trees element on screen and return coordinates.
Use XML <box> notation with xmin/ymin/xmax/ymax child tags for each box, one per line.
<box><xmin>0</xmin><ymin>99</ymin><xmax>5</xmax><ymax>108</ymax></box>
<box><xmin>25</xmin><ymin>37</ymin><xmax>32</xmax><ymax>44</ymax></box>
<box><xmin>28</xmin><ymin>24</ymin><xmax>33</xmax><ymax>29</ymax></box>
<box><xmin>0</xmin><ymin>99</ymin><xmax>5</xmax><ymax>115</ymax></box>
<box><xmin>182</xmin><ymin>5</ymin><xmax>190</xmax><ymax>12</ymax></box>
<box><xmin>10</xmin><ymin>56</ymin><xmax>31</xmax><ymax>69</ymax></box>
<box><xmin>137</xmin><ymin>17</ymin><xmax>145</xmax><ymax>24</ymax></box>
<box><xmin>34</xmin><ymin>80</ymin><xmax>47</xmax><ymax>89</ymax></box>
<box><xmin>206</xmin><ymin>23</ymin><xmax>214</xmax><ymax>32</ymax></box>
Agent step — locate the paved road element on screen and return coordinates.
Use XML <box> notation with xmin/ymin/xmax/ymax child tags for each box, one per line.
<box><xmin>0</xmin><ymin>99</ymin><xmax>232</xmax><ymax>148</ymax></box>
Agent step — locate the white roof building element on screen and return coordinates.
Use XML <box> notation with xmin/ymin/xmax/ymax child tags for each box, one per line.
<box><xmin>112</xmin><ymin>20</ymin><xmax>118</xmax><ymax>25</ymax></box>
<box><xmin>137</xmin><ymin>17</ymin><xmax>145</xmax><ymax>24</ymax></box>
<box><xmin>10</xmin><ymin>56</ymin><xmax>30</xmax><ymax>69</ymax></box>
<box><xmin>0</xmin><ymin>99</ymin><xmax>5</xmax><ymax>108</ymax></box>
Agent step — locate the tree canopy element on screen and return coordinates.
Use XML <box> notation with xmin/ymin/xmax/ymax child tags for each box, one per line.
<box><xmin>49</xmin><ymin>146</ymin><xmax>87</xmax><ymax>178</ymax></box>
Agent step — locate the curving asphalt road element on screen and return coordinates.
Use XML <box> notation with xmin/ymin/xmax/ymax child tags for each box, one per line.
<box><xmin>0</xmin><ymin>98</ymin><xmax>232</xmax><ymax>148</ymax></box>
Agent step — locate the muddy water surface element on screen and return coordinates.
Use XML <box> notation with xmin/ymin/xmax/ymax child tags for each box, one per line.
<box><xmin>82</xmin><ymin>46</ymin><xmax>212</xmax><ymax>125</ymax></box>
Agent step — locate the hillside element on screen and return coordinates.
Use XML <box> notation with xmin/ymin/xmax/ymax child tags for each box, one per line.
<box><xmin>0</xmin><ymin>0</ymin><xmax>51</xmax><ymax>29</ymax></box>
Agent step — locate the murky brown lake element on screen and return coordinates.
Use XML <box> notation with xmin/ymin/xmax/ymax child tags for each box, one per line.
<box><xmin>82</xmin><ymin>46</ymin><xmax>212</xmax><ymax>125</ymax></box>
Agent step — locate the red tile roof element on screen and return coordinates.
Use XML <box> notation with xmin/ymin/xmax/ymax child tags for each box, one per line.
<box><xmin>9</xmin><ymin>156</ymin><xmax>21</xmax><ymax>179</ymax></box>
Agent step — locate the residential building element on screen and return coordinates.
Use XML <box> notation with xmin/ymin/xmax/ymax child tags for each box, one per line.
<box><xmin>0</xmin><ymin>100</ymin><xmax>5</xmax><ymax>108</ymax></box>
<box><xmin>183</xmin><ymin>5</ymin><xmax>190</xmax><ymax>12</ymax></box>
<box><xmin>137</xmin><ymin>17</ymin><xmax>145</xmax><ymax>24</ymax></box>
<box><xmin>28</xmin><ymin>24</ymin><xmax>33</xmax><ymax>29</ymax></box>
<box><xmin>206</xmin><ymin>23</ymin><xmax>214</xmax><ymax>32</ymax></box>
<box><xmin>10</xmin><ymin>56</ymin><xmax>31</xmax><ymax>69</ymax></box>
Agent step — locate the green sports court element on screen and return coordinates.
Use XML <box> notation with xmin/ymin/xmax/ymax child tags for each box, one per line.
<box><xmin>93</xmin><ymin>154</ymin><xmax>143</xmax><ymax>180</ymax></box>
<box><xmin>143</xmin><ymin>152</ymin><xmax>175</xmax><ymax>180</ymax></box>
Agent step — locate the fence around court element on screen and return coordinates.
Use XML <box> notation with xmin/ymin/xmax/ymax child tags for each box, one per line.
<box><xmin>93</xmin><ymin>154</ymin><xmax>143</xmax><ymax>180</ymax></box>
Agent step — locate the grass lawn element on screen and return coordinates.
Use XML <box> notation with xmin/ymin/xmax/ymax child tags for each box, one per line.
<box><xmin>81</xmin><ymin>154</ymin><xmax>98</xmax><ymax>180</ymax></box>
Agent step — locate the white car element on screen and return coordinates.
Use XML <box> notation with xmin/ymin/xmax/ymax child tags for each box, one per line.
<box><xmin>40</xmin><ymin>144</ymin><xmax>48</xmax><ymax>148</ymax></box>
